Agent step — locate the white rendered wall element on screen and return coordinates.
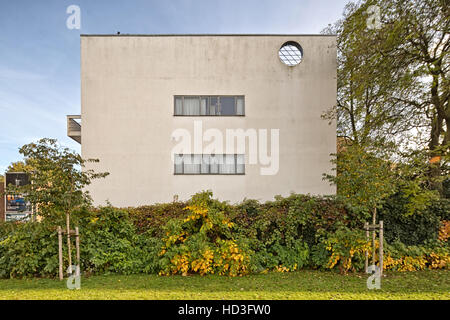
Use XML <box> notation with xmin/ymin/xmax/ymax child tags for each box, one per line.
<box><xmin>81</xmin><ymin>35</ymin><xmax>336</xmax><ymax>206</ymax></box>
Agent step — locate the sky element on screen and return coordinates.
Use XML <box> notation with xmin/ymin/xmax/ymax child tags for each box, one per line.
<box><xmin>0</xmin><ymin>0</ymin><xmax>349</xmax><ymax>173</ymax></box>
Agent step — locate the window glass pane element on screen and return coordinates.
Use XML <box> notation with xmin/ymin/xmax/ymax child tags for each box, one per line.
<box><xmin>236</xmin><ymin>154</ymin><xmax>245</xmax><ymax>174</ymax></box>
<box><xmin>174</xmin><ymin>154</ymin><xmax>183</xmax><ymax>174</ymax></box>
<box><xmin>236</xmin><ymin>97</ymin><xmax>244</xmax><ymax>115</ymax></box>
<box><xmin>220</xmin><ymin>154</ymin><xmax>236</xmax><ymax>174</ymax></box>
<box><xmin>201</xmin><ymin>154</ymin><xmax>210</xmax><ymax>173</ymax></box>
<box><xmin>175</xmin><ymin>97</ymin><xmax>183</xmax><ymax>115</ymax></box>
<box><xmin>175</xmin><ymin>96</ymin><xmax>244</xmax><ymax>116</ymax></box>
<box><xmin>210</xmin><ymin>154</ymin><xmax>220</xmax><ymax>173</ymax></box>
<box><xmin>220</xmin><ymin>97</ymin><xmax>235</xmax><ymax>115</ymax></box>
<box><xmin>183</xmin><ymin>155</ymin><xmax>192</xmax><ymax>173</ymax></box>
<box><xmin>183</xmin><ymin>154</ymin><xmax>200</xmax><ymax>174</ymax></box>
<box><xmin>193</xmin><ymin>154</ymin><xmax>201</xmax><ymax>173</ymax></box>
<box><xmin>200</xmin><ymin>97</ymin><xmax>208</xmax><ymax>116</ymax></box>
<box><xmin>184</xmin><ymin>97</ymin><xmax>200</xmax><ymax>115</ymax></box>
<box><xmin>175</xmin><ymin>154</ymin><xmax>244</xmax><ymax>175</ymax></box>
<box><xmin>209</xmin><ymin>97</ymin><xmax>218</xmax><ymax>115</ymax></box>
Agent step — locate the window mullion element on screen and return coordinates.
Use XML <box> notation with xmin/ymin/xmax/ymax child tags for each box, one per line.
<box><xmin>216</xmin><ymin>96</ymin><xmax>219</xmax><ymax>115</ymax></box>
<box><xmin>181</xmin><ymin>154</ymin><xmax>184</xmax><ymax>174</ymax></box>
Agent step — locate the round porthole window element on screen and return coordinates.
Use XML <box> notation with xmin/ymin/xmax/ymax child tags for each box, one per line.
<box><xmin>278</xmin><ymin>41</ymin><xmax>303</xmax><ymax>66</ymax></box>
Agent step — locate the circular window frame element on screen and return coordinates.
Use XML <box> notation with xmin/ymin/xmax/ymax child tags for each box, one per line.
<box><xmin>278</xmin><ymin>41</ymin><xmax>303</xmax><ymax>67</ymax></box>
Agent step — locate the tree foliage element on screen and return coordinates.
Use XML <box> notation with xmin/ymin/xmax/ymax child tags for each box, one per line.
<box><xmin>6</xmin><ymin>138</ymin><xmax>109</xmax><ymax>219</ymax></box>
<box><xmin>6</xmin><ymin>161</ymin><xmax>34</xmax><ymax>173</ymax></box>
<box><xmin>324</xmin><ymin>0</ymin><xmax>449</xmax><ymax>195</ymax></box>
<box><xmin>324</xmin><ymin>144</ymin><xmax>398</xmax><ymax>218</ymax></box>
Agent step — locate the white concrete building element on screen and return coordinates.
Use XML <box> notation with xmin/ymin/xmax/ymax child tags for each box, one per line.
<box><xmin>68</xmin><ymin>34</ymin><xmax>336</xmax><ymax>206</ymax></box>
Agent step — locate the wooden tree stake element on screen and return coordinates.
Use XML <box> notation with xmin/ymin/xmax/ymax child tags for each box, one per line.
<box><xmin>364</xmin><ymin>218</ymin><xmax>384</xmax><ymax>277</ymax></box>
<box><xmin>372</xmin><ymin>207</ymin><xmax>376</xmax><ymax>266</ymax></box>
<box><xmin>364</xmin><ymin>222</ymin><xmax>369</xmax><ymax>273</ymax></box>
<box><xmin>75</xmin><ymin>227</ymin><xmax>80</xmax><ymax>276</ymax></box>
<box><xmin>379</xmin><ymin>220</ymin><xmax>384</xmax><ymax>276</ymax></box>
<box><xmin>66</xmin><ymin>212</ymin><xmax>72</xmax><ymax>275</ymax></box>
<box><xmin>57</xmin><ymin>226</ymin><xmax>63</xmax><ymax>281</ymax></box>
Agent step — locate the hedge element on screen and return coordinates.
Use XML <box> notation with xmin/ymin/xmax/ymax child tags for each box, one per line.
<box><xmin>0</xmin><ymin>192</ymin><xmax>448</xmax><ymax>278</ymax></box>
<box><xmin>378</xmin><ymin>195</ymin><xmax>449</xmax><ymax>245</ymax></box>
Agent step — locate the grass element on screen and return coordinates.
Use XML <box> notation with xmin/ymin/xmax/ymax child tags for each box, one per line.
<box><xmin>0</xmin><ymin>270</ymin><xmax>448</xmax><ymax>300</ymax></box>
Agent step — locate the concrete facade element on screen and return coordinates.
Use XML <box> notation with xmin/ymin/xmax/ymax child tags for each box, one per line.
<box><xmin>79</xmin><ymin>35</ymin><xmax>336</xmax><ymax>206</ymax></box>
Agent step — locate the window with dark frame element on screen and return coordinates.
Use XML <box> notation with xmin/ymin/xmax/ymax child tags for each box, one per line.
<box><xmin>174</xmin><ymin>154</ymin><xmax>245</xmax><ymax>175</ymax></box>
<box><xmin>174</xmin><ymin>96</ymin><xmax>245</xmax><ymax>116</ymax></box>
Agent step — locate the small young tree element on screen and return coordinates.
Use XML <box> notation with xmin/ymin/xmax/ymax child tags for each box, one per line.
<box><xmin>6</xmin><ymin>138</ymin><xmax>109</xmax><ymax>270</ymax></box>
<box><xmin>325</xmin><ymin>143</ymin><xmax>439</xmax><ymax>227</ymax></box>
<box><xmin>325</xmin><ymin>144</ymin><xmax>398</xmax><ymax>224</ymax></box>
<box><xmin>325</xmin><ymin>143</ymin><xmax>439</xmax><ymax>270</ymax></box>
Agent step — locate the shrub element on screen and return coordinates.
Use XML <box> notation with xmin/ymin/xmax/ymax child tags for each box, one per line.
<box><xmin>0</xmin><ymin>220</ymin><xmax>58</xmax><ymax>278</ymax></box>
<box><xmin>232</xmin><ymin>194</ymin><xmax>362</xmax><ymax>272</ymax></box>
<box><xmin>158</xmin><ymin>191</ymin><xmax>250</xmax><ymax>276</ymax></box>
<box><xmin>438</xmin><ymin>220</ymin><xmax>450</xmax><ymax>244</ymax></box>
<box><xmin>310</xmin><ymin>243</ymin><xmax>330</xmax><ymax>269</ymax></box>
<box><xmin>384</xmin><ymin>241</ymin><xmax>449</xmax><ymax>271</ymax></box>
<box><xmin>378</xmin><ymin>195</ymin><xmax>449</xmax><ymax>245</ymax></box>
<box><xmin>80</xmin><ymin>206</ymin><xmax>162</xmax><ymax>275</ymax></box>
<box><xmin>322</xmin><ymin>226</ymin><xmax>369</xmax><ymax>273</ymax></box>
<box><xmin>1</xmin><ymin>191</ymin><xmax>448</xmax><ymax>278</ymax></box>
<box><xmin>0</xmin><ymin>207</ymin><xmax>163</xmax><ymax>278</ymax></box>
<box><xmin>126</xmin><ymin>202</ymin><xmax>187</xmax><ymax>236</ymax></box>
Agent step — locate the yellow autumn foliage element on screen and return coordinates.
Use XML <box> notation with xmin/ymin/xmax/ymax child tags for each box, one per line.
<box><xmin>159</xmin><ymin>194</ymin><xmax>250</xmax><ymax>277</ymax></box>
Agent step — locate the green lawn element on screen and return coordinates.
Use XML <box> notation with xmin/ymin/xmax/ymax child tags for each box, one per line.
<box><xmin>0</xmin><ymin>270</ymin><xmax>448</xmax><ymax>300</ymax></box>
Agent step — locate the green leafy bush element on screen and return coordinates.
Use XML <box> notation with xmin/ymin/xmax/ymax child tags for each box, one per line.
<box><xmin>0</xmin><ymin>220</ymin><xmax>58</xmax><ymax>278</ymax></box>
<box><xmin>252</xmin><ymin>240</ymin><xmax>310</xmax><ymax>272</ymax></box>
<box><xmin>80</xmin><ymin>206</ymin><xmax>162</xmax><ymax>275</ymax></box>
<box><xmin>232</xmin><ymin>194</ymin><xmax>361</xmax><ymax>271</ymax></box>
<box><xmin>322</xmin><ymin>226</ymin><xmax>369</xmax><ymax>273</ymax></box>
<box><xmin>384</xmin><ymin>240</ymin><xmax>449</xmax><ymax>271</ymax></box>
<box><xmin>310</xmin><ymin>243</ymin><xmax>330</xmax><ymax>269</ymax></box>
<box><xmin>126</xmin><ymin>202</ymin><xmax>187</xmax><ymax>237</ymax></box>
<box><xmin>0</xmin><ymin>207</ymin><xmax>162</xmax><ymax>278</ymax></box>
<box><xmin>378</xmin><ymin>195</ymin><xmax>449</xmax><ymax>245</ymax></box>
<box><xmin>0</xmin><ymin>191</ymin><xmax>448</xmax><ymax>278</ymax></box>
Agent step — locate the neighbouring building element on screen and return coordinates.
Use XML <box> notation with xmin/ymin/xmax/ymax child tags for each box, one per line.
<box><xmin>2</xmin><ymin>172</ymin><xmax>32</xmax><ymax>221</ymax></box>
<box><xmin>67</xmin><ymin>34</ymin><xmax>337</xmax><ymax>207</ymax></box>
<box><xmin>0</xmin><ymin>183</ymin><xmax>4</xmax><ymax>221</ymax></box>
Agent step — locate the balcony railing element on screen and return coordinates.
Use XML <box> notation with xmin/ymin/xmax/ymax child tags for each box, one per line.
<box><xmin>67</xmin><ymin>115</ymin><xmax>81</xmax><ymax>144</ymax></box>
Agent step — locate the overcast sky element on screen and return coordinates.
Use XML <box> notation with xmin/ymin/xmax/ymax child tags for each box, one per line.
<box><xmin>0</xmin><ymin>0</ymin><xmax>349</xmax><ymax>172</ymax></box>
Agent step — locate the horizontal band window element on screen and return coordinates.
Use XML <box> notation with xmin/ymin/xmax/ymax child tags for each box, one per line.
<box><xmin>174</xmin><ymin>96</ymin><xmax>245</xmax><ymax>116</ymax></box>
<box><xmin>174</xmin><ymin>154</ymin><xmax>245</xmax><ymax>175</ymax></box>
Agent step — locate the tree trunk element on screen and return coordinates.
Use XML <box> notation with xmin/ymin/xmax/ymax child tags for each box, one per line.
<box><xmin>428</xmin><ymin>75</ymin><xmax>445</xmax><ymax>196</ymax></box>
<box><xmin>429</xmin><ymin>111</ymin><xmax>444</xmax><ymax>195</ymax></box>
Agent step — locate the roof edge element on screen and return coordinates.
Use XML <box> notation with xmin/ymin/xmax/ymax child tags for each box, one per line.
<box><xmin>80</xmin><ymin>33</ymin><xmax>336</xmax><ymax>37</ymax></box>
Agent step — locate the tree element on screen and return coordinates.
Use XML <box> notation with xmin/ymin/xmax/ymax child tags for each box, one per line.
<box><xmin>6</xmin><ymin>138</ymin><xmax>109</xmax><ymax>270</ymax></box>
<box><xmin>325</xmin><ymin>144</ymin><xmax>398</xmax><ymax>223</ymax></box>
<box><xmin>324</xmin><ymin>0</ymin><xmax>449</xmax><ymax>195</ymax></box>
<box><xmin>373</xmin><ymin>0</ymin><xmax>449</xmax><ymax>194</ymax></box>
<box><xmin>8</xmin><ymin>139</ymin><xmax>109</xmax><ymax>218</ymax></box>
<box><xmin>322</xmin><ymin>2</ymin><xmax>420</xmax><ymax>148</ymax></box>
<box><xmin>7</xmin><ymin>161</ymin><xmax>34</xmax><ymax>173</ymax></box>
